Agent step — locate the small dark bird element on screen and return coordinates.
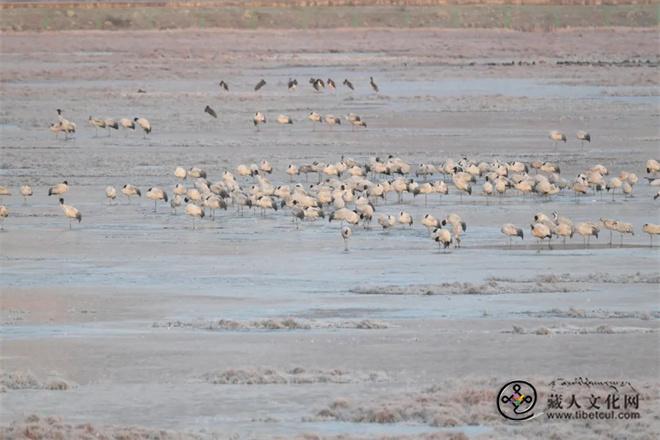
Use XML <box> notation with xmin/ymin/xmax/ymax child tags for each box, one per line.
<box><xmin>343</xmin><ymin>79</ymin><xmax>354</xmax><ymax>90</ymax></box>
<box><xmin>327</xmin><ymin>78</ymin><xmax>336</xmax><ymax>91</ymax></box>
<box><xmin>204</xmin><ymin>105</ymin><xmax>218</xmax><ymax>118</ymax></box>
<box><xmin>310</xmin><ymin>78</ymin><xmax>324</xmax><ymax>92</ymax></box>
<box><xmin>219</xmin><ymin>80</ymin><xmax>229</xmax><ymax>91</ymax></box>
<box><xmin>370</xmin><ymin>76</ymin><xmax>379</xmax><ymax>92</ymax></box>
<box><xmin>254</xmin><ymin>79</ymin><xmax>266</xmax><ymax>91</ymax></box>
<box><xmin>288</xmin><ymin>78</ymin><xmax>298</xmax><ymax>91</ymax></box>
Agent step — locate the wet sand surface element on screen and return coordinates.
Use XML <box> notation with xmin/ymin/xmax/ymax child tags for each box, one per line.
<box><xmin>0</xmin><ymin>28</ymin><xmax>659</xmax><ymax>438</ymax></box>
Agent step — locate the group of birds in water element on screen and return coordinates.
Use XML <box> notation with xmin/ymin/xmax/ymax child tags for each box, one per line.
<box><xmin>50</xmin><ymin>109</ymin><xmax>152</xmax><ymax>140</ymax></box>
<box><xmin>49</xmin><ymin>76</ymin><xmax>380</xmax><ymax>138</ymax></box>
<box><xmin>1</xmin><ymin>156</ymin><xmax>659</xmax><ymax>251</ymax></box>
<box><xmin>220</xmin><ymin>76</ymin><xmax>378</xmax><ymax>93</ymax></box>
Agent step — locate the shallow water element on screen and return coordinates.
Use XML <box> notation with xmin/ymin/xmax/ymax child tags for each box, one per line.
<box><xmin>1</xmin><ymin>29</ymin><xmax>659</xmax><ymax>438</ymax></box>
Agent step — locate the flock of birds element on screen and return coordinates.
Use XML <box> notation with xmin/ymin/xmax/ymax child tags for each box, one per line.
<box><xmin>1</xmin><ymin>155</ymin><xmax>659</xmax><ymax>252</ymax></box>
<box><xmin>48</xmin><ymin>76</ymin><xmax>380</xmax><ymax>139</ymax></box>
<box><xmin>8</xmin><ymin>76</ymin><xmax>659</xmax><ymax>252</ymax></box>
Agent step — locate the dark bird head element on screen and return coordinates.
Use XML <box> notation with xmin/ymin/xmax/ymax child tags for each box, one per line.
<box><xmin>184</xmin><ymin>197</ymin><xmax>189</xmax><ymax>203</ymax></box>
<box><xmin>133</xmin><ymin>117</ymin><xmax>139</xmax><ymax>122</ymax></box>
<box><xmin>441</xmin><ymin>219</ymin><xmax>447</xmax><ymax>226</ymax></box>
<box><xmin>56</xmin><ymin>109</ymin><xmax>62</xmax><ymax>115</ymax></box>
<box><xmin>59</xmin><ymin>198</ymin><xmax>64</xmax><ymax>204</ymax></box>
<box><xmin>517</xmin><ymin>229</ymin><xmax>524</xmax><ymax>239</ymax></box>
<box><xmin>63</xmin><ymin>181</ymin><xmax>68</xmax><ymax>185</ymax></box>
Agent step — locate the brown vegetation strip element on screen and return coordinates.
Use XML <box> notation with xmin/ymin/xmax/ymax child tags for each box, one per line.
<box><xmin>1</xmin><ymin>0</ymin><xmax>655</xmax><ymax>9</ymax></box>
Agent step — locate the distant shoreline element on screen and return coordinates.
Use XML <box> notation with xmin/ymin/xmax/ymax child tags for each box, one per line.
<box><xmin>1</xmin><ymin>3</ymin><xmax>657</xmax><ymax>32</ymax></box>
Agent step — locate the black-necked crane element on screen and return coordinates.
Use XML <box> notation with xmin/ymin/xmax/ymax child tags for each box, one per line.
<box><xmin>20</xmin><ymin>185</ymin><xmax>32</xmax><ymax>203</ymax></box>
<box><xmin>530</xmin><ymin>222</ymin><xmax>552</xmax><ymax>251</ymax></box>
<box><xmin>59</xmin><ymin>198</ymin><xmax>81</xmax><ymax>229</ymax></box>
<box><xmin>204</xmin><ymin>194</ymin><xmax>227</xmax><ymax>219</ymax></box>
<box><xmin>184</xmin><ymin>199</ymin><xmax>205</xmax><ymax>229</ymax></box>
<box><xmin>643</xmin><ymin>224</ymin><xmax>660</xmax><ymax>247</ymax></box>
<box><xmin>575</xmin><ymin>222</ymin><xmax>599</xmax><ymax>248</ymax></box>
<box><xmin>48</xmin><ymin>181</ymin><xmax>68</xmax><ymax>197</ymax></box>
<box><xmin>204</xmin><ymin>105</ymin><xmax>218</xmax><ymax>118</ymax></box>
<box><xmin>327</xmin><ymin>78</ymin><xmax>336</xmax><ymax>91</ymax></box>
<box><xmin>175</xmin><ymin>166</ymin><xmax>187</xmax><ymax>180</ymax></box>
<box><xmin>105</xmin><ymin>186</ymin><xmax>117</xmax><ymax>204</ymax></box>
<box><xmin>219</xmin><ymin>80</ymin><xmax>229</xmax><ymax>91</ymax></box>
<box><xmin>173</xmin><ymin>183</ymin><xmax>187</xmax><ymax>197</ymax></box>
<box><xmin>146</xmin><ymin>187</ymin><xmax>168</xmax><ymax>212</ymax></box>
<box><xmin>347</xmin><ymin>114</ymin><xmax>367</xmax><ymax>129</ymax></box>
<box><xmin>122</xmin><ymin>184</ymin><xmax>141</xmax><ymax>203</ymax></box>
<box><xmin>286</xmin><ymin>164</ymin><xmax>299</xmax><ymax>181</ymax></box>
<box><xmin>189</xmin><ymin>167</ymin><xmax>207</xmax><ymax>179</ymax></box>
<box><xmin>324</xmin><ymin>114</ymin><xmax>341</xmax><ymax>128</ymax></box>
<box><xmin>308</xmin><ymin>112</ymin><xmax>322</xmax><ymax>130</ymax></box>
<box><xmin>254</xmin><ymin>79</ymin><xmax>266</xmax><ymax>91</ymax></box>
<box><xmin>329</xmin><ymin>208</ymin><xmax>359</xmax><ymax>225</ymax></box>
<box><xmin>343</xmin><ymin>79</ymin><xmax>354</xmax><ymax>90</ymax></box>
<box><xmin>253</xmin><ymin>112</ymin><xmax>266</xmax><ymax>130</ymax></box>
<box><xmin>288</xmin><ymin>78</ymin><xmax>298</xmax><ymax>91</ymax></box>
<box><xmin>378</xmin><ymin>214</ymin><xmax>396</xmax><ymax>230</ymax></box>
<box><xmin>614</xmin><ymin>220</ymin><xmax>634</xmax><ymax>246</ymax></box>
<box><xmin>277</xmin><ymin>114</ymin><xmax>293</xmax><ymax>125</ymax></box>
<box><xmin>50</xmin><ymin>122</ymin><xmax>64</xmax><ymax>138</ymax></box>
<box><xmin>398</xmin><ymin>211</ymin><xmax>413</xmax><ymax>228</ymax></box>
<box><xmin>646</xmin><ymin>159</ymin><xmax>660</xmax><ymax>174</ymax></box>
<box><xmin>422</xmin><ymin>214</ymin><xmax>440</xmax><ymax>232</ymax></box>
<box><xmin>418</xmin><ymin>182</ymin><xmax>434</xmax><ymax>206</ymax></box>
<box><xmin>341</xmin><ymin>225</ymin><xmax>352</xmax><ymax>252</ymax></box>
<box><xmin>576</xmin><ymin>130</ymin><xmax>591</xmax><ymax>148</ymax></box>
<box><xmin>606</xmin><ymin>177</ymin><xmax>622</xmax><ymax>199</ymax></box>
<box><xmin>432</xmin><ymin>228</ymin><xmax>452</xmax><ymax>251</ymax></box>
<box><xmin>259</xmin><ymin>160</ymin><xmax>273</xmax><ymax>174</ymax></box>
<box><xmin>442</xmin><ymin>213</ymin><xmax>467</xmax><ymax>234</ymax></box>
<box><xmin>134</xmin><ymin>117</ymin><xmax>151</xmax><ymax>137</ymax></box>
<box><xmin>56</xmin><ymin>109</ymin><xmax>76</xmax><ymax>139</ymax></box>
<box><xmin>555</xmin><ymin>222</ymin><xmax>574</xmax><ymax>247</ymax></box>
<box><xmin>119</xmin><ymin>118</ymin><xmax>135</xmax><ymax>134</ymax></box>
<box><xmin>103</xmin><ymin>118</ymin><xmax>119</xmax><ymax>136</ymax></box>
<box><xmin>622</xmin><ymin>181</ymin><xmax>633</xmax><ymax>197</ymax></box>
<box><xmin>256</xmin><ymin>196</ymin><xmax>279</xmax><ymax>216</ymax></box>
<box><xmin>170</xmin><ymin>194</ymin><xmax>183</xmax><ymax>214</ymax></box>
<box><xmin>549</xmin><ymin>130</ymin><xmax>567</xmax><ymax>148</ymax></box>
<box><xmin>310</xmin><ymin>78</ymin><xmax>324</xmax><ymax>92</ymax></box>
<box><xmin>0</xmin><ymin>205</ymin><xmax>7</xmax><ymax>230</ymax></box>
<box><xmin>369</xmin><ymin>76</ymin><xmax>379</xmax><ymax>92</ymax></box>
<box><xmin>501</xmin><ymin>223</ymin><xmax>524</xmax><ymax>248</ymax></box>
<box><xmin>89</xmin><ymin>116</ymin><xmax>106</xmax><ymax>136</ymax></box>
<box><xmin>452</xmin><ymin>174</ymin><xmax>472</xmax><ymax>202</ymax></box>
